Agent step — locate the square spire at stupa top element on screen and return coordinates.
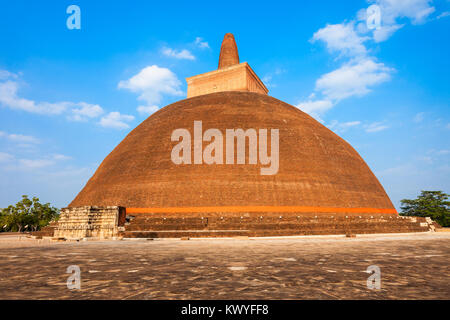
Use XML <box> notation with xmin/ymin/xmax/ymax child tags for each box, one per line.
<box><xmin>186</xmin><ymin>33</ymin><xmax>268</xmax><ymax>98</ymax></box>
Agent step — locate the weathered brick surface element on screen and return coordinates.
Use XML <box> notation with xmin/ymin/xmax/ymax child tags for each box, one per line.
<box><xmin>31</xmin><ymin>222</ymin><xmax>58</xmax><ymax>238</ymax></box>
<box><xmin>187</xmin><ymin>63</ymin><xmax>268</xmax><ymax>97</ymax></box>
<box><xmin>218</xmin><ymin>33</ymin><xmax>240</xmax><ymax>69</ymax></box>
<box><xmin>53</xmin><ymin>206</ymin><xmax>125</xmax><ymax>239</ymax></box>
<box><xmin>44</xmin><ymin>208</ymin><xmax>434</xmax><ymax>239</ymax></box>
<box><xmin>69</xmin><ymin>92</ymin><xmax>396</xmax><ymax>211</ymax></box>
<box><xmin>120</xmin><ymin>213</ymin><xmax>432</xmax><ymax>238</ymax></box>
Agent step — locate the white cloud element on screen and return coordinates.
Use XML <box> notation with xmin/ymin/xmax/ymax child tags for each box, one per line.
<box><xmin>13</xmin><ymin>153</ymin><xmax>72</xmax><ymax>169</ymax></box>
<box><xmin>365</xmin><ymin>121</ymin><xmax>389</xmax><ymax>132</ymax></box>
<box><xmin>52</xmin><ymin>154</ymin><xmax>72</xmax><ymax>161</ymax></box>
<box><xmin>0</xmin><ymin>70</ymin><xmax>18</xmax><ymax>80</ymax></box>
<box><xmin>0</xmin><ymin>131</ymin><xmax>40</xmax><ymax>144</ymax></box>
<box><xmin>1</xmin><ymin>152</ymin><xmax>72</xmax><ymax>170</ymax></box>
<box><xmin>262</xmin><ymin>75</ymin><xmax>272</xmax><ymax>84</ymax></box>
<box><xmin>7</xmin><ymin>134</ymin><xmax>39</xmax><ymax>144</ymax></box>
<box><xmin>417</xmin><ymin>155</ymin><xmax>433</xmax><ymax>164</ymax></box>
<box><xmin>118</xmin><ymin>65</ymin><xmax>183</xmax><ymax>114</ymax></box>
<box><xmin>195</xmin><ymin>37</ymin><xmax>210</xmax><ymax>49</ymax></box>
<box><xmin>362</xmin><ymin>0</ymin><xmax>436</xmax><ymax>42</ymax></box>
<box><xmin>0</xmin><ymin>152</ymin><xmax>14</xmax><ymax>162</ymax></box>
<box><xmin>374</xmin><ymin>0</ymin><xmax>435</xmax><ymax>25</ymax></box>
<box><xmin>372</xmin><ymin>24</ymin><xmax>404</xmax><ymax>42</ymax></box>
<box><xmin>18</xmin><ymin>158</ymin><xmax>55</xmax><ymax>169</ymax></box>
<box><xmin>0</xmin><ymin>80</ymin><xmax>70</xmax><ymax>115</ymax></box>
<box><xmin>296</xmin><ymin>99</ymin><xmax>334</xmax><ymax>120</ymax></box>
<box><xmin>302</xmin><ymin>0</ymin><xmax>436</xmax><ymax>120</ymax></box>
<box><xmin>413</xmin><ymin>112</ymin><xmax>425</xmax><ymax>123</ymax></box>
<box><xmin>162</xmin><ymin>47</ymin><xmax>195</xmax><ymax>60</ymax></box>
<box><xmin>341</xmin><ymin>120</ymin><xmax>361</xmax><ymax>127</ymax></box>
<box><xmin>68</xmin><ymin>102</ymin><xmax>104</xmax><ymax>122</ymax></box>
<box><xmin>315</xmin><ymin>59</ymin><xmax>393</xmax><ymax>101</ymax></box>
<box><xmin>328</xmin><ymin>120</ymin><xmax>361</xmax><ymax>133</ymax></box>
<box><xmin>99</xmin><ymin>111</ymin><xmax>134</xmax><ymax>129</ymax></box>
<box><xmin>137</xmin><ymin>105</ymin><xmax>159</xmax><ymax>116</ymax></box>
<box><xmin>0</xmin><ymin>72</ymin><xmax>107</xmax><ymax>124</ymax></box>
<box><xmin>300</xmin><ymin>1</ymin><xmax>433</xmax><ymax>119</ymax></box>
<box><xmin>437</xmin><ymin>150</ymin><xmax>450</xmax><ymax>155</ymax></box>
<box><xmin>262</xmin><ymin>68</ymin><xmax>284</xmax><ymax>88</ymax></box>
<box><xmin>312</xmin><ymin>22</ymin><xmax>369</xmax><ymax>57</ymax></box>
<box><xmin>437</xmin><ymin>11</ymin><xmax>450</xmax><ymax>19</ymax></box>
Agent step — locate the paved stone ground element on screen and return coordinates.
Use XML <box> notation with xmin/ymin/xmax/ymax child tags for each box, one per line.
<box><xmin>0</xmin><ymin>232</ymin><xmax>449</xmax><ymax>300</ymax></box>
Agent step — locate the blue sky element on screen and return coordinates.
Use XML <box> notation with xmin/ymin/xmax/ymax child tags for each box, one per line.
<box><xmin>0</xmin><ymin>0</ymin><xmax>449</xmax><ymax>209</ymax></box>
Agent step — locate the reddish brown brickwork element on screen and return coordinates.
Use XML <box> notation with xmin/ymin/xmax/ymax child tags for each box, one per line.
<box><xmin>218</xmin><ymin>33</ymin><xmax>240</xmax><ymax>69</ymax></box>
<box><xmin>119</xmin><ymin>213</ymin><xmax>433</xmax><ymax>238</ymax></box>
<box><xmin>70</xmin><ymin>91</ymin><xmax>395</xmax><ymax>212</ymax></box>
<box><xmin>187</xmin><ymin>62</ymin><xmax>268</xmax><ymax>97</ymax></box>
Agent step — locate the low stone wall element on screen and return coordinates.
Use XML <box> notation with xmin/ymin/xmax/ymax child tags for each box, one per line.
<box><xmin>119</xmin><ymin>213</ymin><xmax>436</xmax><ymax>238</ymax></box>
<box><xmin>54</xmin><ymin>206</ymin><xmax>125</xmax><ymax>239</ymax></box>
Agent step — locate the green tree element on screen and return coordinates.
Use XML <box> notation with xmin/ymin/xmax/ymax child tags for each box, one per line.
<box><xmin>0</xmin><ymin>195</ymin><xmax>59</xmax><ymax>232</ymax></box>
<box><xmin>0</xmin><ymin>210</ymin><xmax>8</xmax><ymax>232</ymax></box>
<box><xmin>400</xmin><ymin>191</ymin><xmax>450</xmax><ymax>227</ymax></box>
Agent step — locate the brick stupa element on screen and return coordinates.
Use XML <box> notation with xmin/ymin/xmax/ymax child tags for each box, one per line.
<box><xmin>36</xmin><ymin>33</ymin><xmax>435</xmax><ymax>239</ymax></box>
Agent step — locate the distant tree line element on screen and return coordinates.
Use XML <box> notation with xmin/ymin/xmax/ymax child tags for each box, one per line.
<box><xmin>0</xmin><ymin>195</ymin><xmax>59</xmax><ymax>233</ymax></box>
<box><xmin>400</xmin><ymin>191</ymin><xmax>450</xmax><ymax>227</ymax></box>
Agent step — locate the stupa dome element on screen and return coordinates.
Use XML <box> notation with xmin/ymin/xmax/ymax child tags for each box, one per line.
<box><xmin>70</xmin><ymin>91</ymin><xmax>395</xmax><ymax>214</ymax></box>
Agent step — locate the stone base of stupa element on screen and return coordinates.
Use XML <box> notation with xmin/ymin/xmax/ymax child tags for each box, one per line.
<box><xmin>118</xmin><ymin>211</ymin><xmax>436</xmax><ymax>238</ymax></box>
<box><xmin>33</xmin><ymin>206</ymin><xmax>438</xmax><ymax>240</ymax></box>
<box><xmin>35</xmin><ymin>206</ymin><xmax>127</xmax><ymax>240</ymax></box>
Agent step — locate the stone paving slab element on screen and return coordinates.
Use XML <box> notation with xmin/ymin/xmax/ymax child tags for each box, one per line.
<box><xmin>0</xmin><ymin>233</ymin><xmax>449</xmax><ymax>300</ymax></box>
